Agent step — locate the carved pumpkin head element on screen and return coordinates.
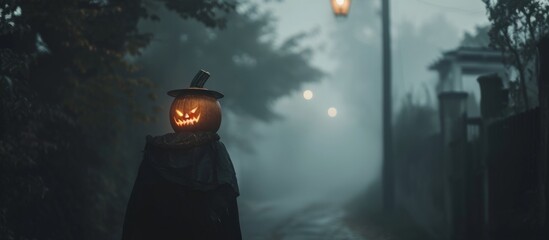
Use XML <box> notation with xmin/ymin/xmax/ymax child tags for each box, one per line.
<box><xmin>167</xmin><ymin>70</ymin><xmax>224</xmax><ymax>133</ymax></box>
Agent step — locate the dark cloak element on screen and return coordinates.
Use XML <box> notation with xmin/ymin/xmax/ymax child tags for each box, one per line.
<box><xmin>122</xmin><ymin>132</ymin><xmax>241</xmax><ymax>240</ymax></box>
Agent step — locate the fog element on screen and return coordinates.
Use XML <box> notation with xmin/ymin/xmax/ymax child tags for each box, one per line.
<box><xmin>228</xmin><ymin>0</ymin><xmax>484</xmax><ymax>200</ymax></box>
<box><xmin>223</xmin><ymin>1</ymin><xmax>488</xmax><ymax>238</ymax></box>
<box><xmin>128</xmin><ymin>0</ymin><xmax>489</xmax><ymax>237</ymax></box>
<box><xmin>4</xmin><ymin>0</ymin><xmax>545</xmax><ymax>239</ymax></box>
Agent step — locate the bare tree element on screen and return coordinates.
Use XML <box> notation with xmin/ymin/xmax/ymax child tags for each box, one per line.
<box><xmin>483</xmin><ymin>0</ymin><xmax>549</xmax><ymax>110</ymax></box>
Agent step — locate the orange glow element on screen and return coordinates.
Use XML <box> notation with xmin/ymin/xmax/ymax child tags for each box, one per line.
<box><xmin>173</xmin><ymin>107</ymin><xmax>201</xmax><ymax>126</ymax></box>
<box><xmin>331</xmin><ymin>0</ymin><xmax>351</xmax><ymax>16</ymax></box>
<box><xmin>173</xmin><ymin>114</ymin><xmax>200</xmax><ymax>126</ymax></box>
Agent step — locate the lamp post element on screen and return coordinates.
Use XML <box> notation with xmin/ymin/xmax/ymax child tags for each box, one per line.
<box><xmin>331</xmin><ymin>0</ymin><xmax>394</xmax><ymax>211</ymax></box>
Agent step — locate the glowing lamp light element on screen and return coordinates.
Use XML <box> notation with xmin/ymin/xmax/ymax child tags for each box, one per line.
<box><xmin>303</xmin><ymin>90</ymin><xmax>313</xmax><ymax>100</ymax></box>
<box><xmin>328</xmin><ymin>107</ymin><xmax>338</xmax><ymax>117</ymax></box>
<box><xmin>331</xmin><ymin>0</ymin><xmax>351</xmax><ymax>17</ymax></box>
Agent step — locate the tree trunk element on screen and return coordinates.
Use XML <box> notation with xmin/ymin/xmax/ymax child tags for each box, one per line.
<box><xmin>0</xmin><ymin>82</ymin><xmax>5</xmax><ymax>138</ymax></box>
<box><xmin>537</xmin><ymin>36</ymin><xmax>549</xmax><ymax>238</ymax></box>
<box><xmin>519</xmin><ymin>68</ymin><xmax>530</xmax><ymax>109</ymax></box>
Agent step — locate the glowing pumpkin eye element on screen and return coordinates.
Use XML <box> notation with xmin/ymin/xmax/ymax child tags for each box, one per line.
<box><xmin>176</xmin><ymin>109</ymin><xmax>184</xmax><ymax>117</ymax></box>
<box><xmin>191</xmin><ymin>107</ymin><xmax>198</xmax><ymax>113</ymax></box>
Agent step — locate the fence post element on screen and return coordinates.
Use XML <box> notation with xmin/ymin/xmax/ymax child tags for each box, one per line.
<box><xmin>476</xmin><ymin>74</ymin><xmax>510</xmax><ymax>240</ymax></box>
<box><xmin>477</xmin><ymin>74</ymin><xmax>508</xmax><ymax>120</ymax></box>
<box><xmin>538</xmin><ymin>36</ymin><xmax>549</xmax><ymax>238</ymax></box>
<box><xmin>438</xmin><ymin>91</ymin><xmax>468</xmax><ymax>240</ymax></box>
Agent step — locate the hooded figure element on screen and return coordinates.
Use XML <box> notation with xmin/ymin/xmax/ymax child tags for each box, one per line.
<box><xmin>122</xmin><ymin>70</ymin><xmax>241</xmax><ymax>240</ymax></box>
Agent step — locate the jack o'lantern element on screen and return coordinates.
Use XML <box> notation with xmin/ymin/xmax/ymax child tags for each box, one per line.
<box><xmin>167</xmin><ymin>70</ymin><xmax>224</xmax><ymax>133</ymax></box>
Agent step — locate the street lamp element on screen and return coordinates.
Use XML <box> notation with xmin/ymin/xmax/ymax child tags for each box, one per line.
<box><xmin>331</xmin><ymin>0</ymin><xmax>394</xmax><ymax>211</ymax></box>
<box><xmin>330</xmin><ymin>0</ymin><xmax>351</xmax><ymax>17</ymax></box>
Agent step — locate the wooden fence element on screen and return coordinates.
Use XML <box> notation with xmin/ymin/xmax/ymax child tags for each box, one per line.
<box><xmin>485</xmin><ymin>108</ymin><xmax>541</xmax><ymax>240</ymax></box>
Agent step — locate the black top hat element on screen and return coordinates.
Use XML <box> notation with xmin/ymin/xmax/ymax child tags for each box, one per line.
<box><xmin>167</xmin><ymin>70</ymin><xmax>224</xmax><ymax>99</ymax></box>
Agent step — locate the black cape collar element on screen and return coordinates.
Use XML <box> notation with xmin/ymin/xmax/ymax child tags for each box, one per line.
<box><xmin>146</xmin><ymin>132</ymin><xmax>220</xmax><ymax>150</ymax></box>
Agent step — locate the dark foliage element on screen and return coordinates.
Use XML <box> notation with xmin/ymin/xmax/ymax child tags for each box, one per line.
<box><xmin>483</xmin><ymin>0</ymin><xmax>549</xmax><ymax>110</ymax></box>
<box><xmin>0</xmin><ymin>0</ymin><xmax>235</xmax><ymax>239</ymax></box>
<box><xmin>0</xmin><ymin>0</ymin><xmax>323</xmax><ymax>238</ymax></box>
<box><xmin>393</xmin><ymin>94</ymin><xmax>437</xmax><ymax>160</ymax></box>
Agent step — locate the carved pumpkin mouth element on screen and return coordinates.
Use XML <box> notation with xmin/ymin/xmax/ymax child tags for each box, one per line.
<box><xmin>173</xmin><ymin>107</ymin><xmax>201</xmax><ymax>126</ymax></box>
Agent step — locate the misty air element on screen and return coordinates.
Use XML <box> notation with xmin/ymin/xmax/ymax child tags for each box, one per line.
<box><xmin>1</xmin><ymin>0</ymin><xmax>549</xmax><ymax>240</ymax></box>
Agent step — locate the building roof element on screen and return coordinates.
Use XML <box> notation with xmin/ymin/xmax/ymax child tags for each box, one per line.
<box><xmin>429</xmin><ymin>46</ymin><xmax>505</xmax><ymax>73</ymax></box>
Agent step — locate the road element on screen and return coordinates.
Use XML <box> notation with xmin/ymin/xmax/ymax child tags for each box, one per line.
<box><xmin>239</xmin><ymin>198</ymin><xmax>367</xmax><ymax>240</ymax></box>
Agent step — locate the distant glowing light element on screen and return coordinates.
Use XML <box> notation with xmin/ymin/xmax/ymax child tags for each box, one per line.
<box><xmin>303</xmin><ymin>90</ymin><xmax>313</xmax><ymax>100</ymax></box>
<box><xmin>328</xmin><ymin>107</ymin><xmax>337</xmax><ymax>117</ymax></box>
<box><xmin>336</xmin><ymin>0</ymin><xmax>346</xmax><ymax>6</ymax></box>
